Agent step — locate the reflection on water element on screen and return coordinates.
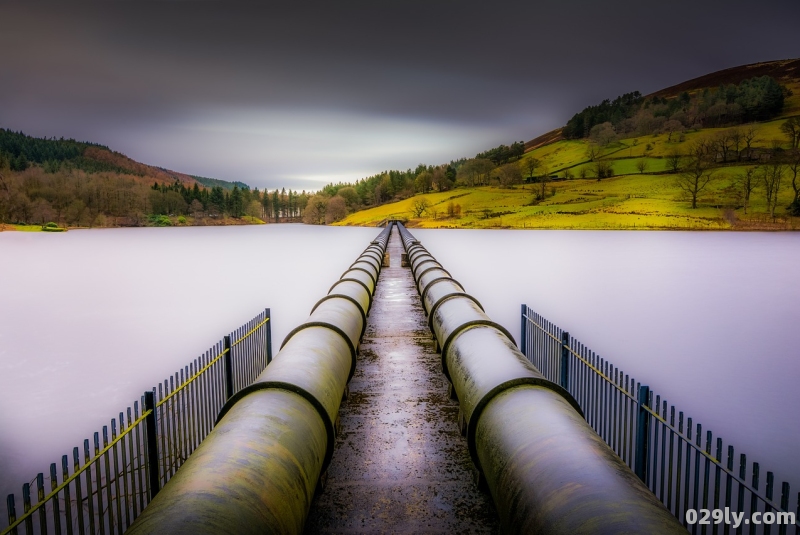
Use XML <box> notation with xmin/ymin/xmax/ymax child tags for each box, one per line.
<box><xmin>0</xmin><ymin>226</ymin><xmax>798</xmax><ymax>514</ymax></box>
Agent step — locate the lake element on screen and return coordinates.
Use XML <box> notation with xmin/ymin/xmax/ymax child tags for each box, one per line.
<box><xmin>1</xmin><ymin>225</ymin><xmax>798</xmax><ymax>517</ymax></box>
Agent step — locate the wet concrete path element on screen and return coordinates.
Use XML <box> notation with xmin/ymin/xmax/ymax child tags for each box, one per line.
<box><xmin>305</xmin><ymin>228</ymin><xmax>499</xmax><ymax>534</ymax></box>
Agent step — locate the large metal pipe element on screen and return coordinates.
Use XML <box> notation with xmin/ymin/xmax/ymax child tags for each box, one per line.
<box><xmin>396</xmin><ymin>223</ymin><xmax>685</xmax><ymax>534</ymax></box>
<box><xmin>126</xmin><ymin>224</ymin><xmax>393</xmax><ymax>535</ymax></box>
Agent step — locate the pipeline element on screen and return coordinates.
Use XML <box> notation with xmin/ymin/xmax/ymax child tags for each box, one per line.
<box><xmin>396</xmin><ymin>223</ymin><xmax>685</xmax><ymax>534</ymax></box>
<box><xmin>126</xmin><ymin>224</ymin><xmax>393</xmax><ymax>535</ymax></box>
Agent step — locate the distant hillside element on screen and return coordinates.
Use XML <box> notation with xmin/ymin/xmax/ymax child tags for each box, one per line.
<box><xmin>524</xmin><ymin>128</ymin><xmax>564</xmax><ymax>151</ymax></box>
<box><xmin>650</xmin><ymin>58</ymin><xmax>800</xmax><ymax>100</ymax></box>
<box><xmin>191</xmin><ymin>175</ymin><xmax>250</xmax><ymax>191</ymax></box>
<box><xmin>0</xmin><ymin>128</ymin><xmax>288</xmax><ymax>230</ymax></box>
<box><xmin>0</xmin><ymin>128</ymin><xmax>201</xmax><ymax>185</ymax></box>
<box><xmin>526</xmin><ymin>58</ymin><xmax>800</xmax><ymax>153</ymax></box>
<box><xmin>333</xmin><ymin>58</ymin><xmax>800</xmax><ymax>230</ymax></box>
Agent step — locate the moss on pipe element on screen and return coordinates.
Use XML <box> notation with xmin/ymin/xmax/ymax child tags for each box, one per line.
<box><xmin>445</xmin><ymin>326</ymin><xmax>581</xmax><ymax>470</ymax></box>
<box><xmin>476</xmin><ymin>386</ymin><xmax>685</xmax><ymax>535</ymax></box>
<box><xmin>127</xmin><ymin>390</ymin><xmax>327</xmax><ymax>535</ymax></box>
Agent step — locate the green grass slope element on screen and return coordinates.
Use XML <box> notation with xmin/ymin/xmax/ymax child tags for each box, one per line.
<box><xmin>337</xmin><ymin>60</ymin><xmax>800</xmax><ymax>230</ymax></box>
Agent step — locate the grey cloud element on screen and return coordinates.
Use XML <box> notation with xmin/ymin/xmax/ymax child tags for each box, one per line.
<box><xmin>1</xmin><ymin>0</ymin><xmax>798</xmax><ymax>189</ymax></box>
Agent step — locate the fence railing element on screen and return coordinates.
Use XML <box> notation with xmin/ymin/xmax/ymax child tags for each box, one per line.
<box><xmin>521</xmin><ymin>304</ymin><xmax>799</xmax><ymax>535</ymax></box>
<box><xmin>3</xmin><ymin>308</ymin><xmax>272</xmax><ymax>535</ymax></box>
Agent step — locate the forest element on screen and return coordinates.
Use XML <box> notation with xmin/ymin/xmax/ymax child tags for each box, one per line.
<box><xmin>562</xmin><ymin>76</ymin><xmax>788</xmax><ymax>139</ymax></box>
<box><xmin>0</xmin><ymin>129</ymin><xmax>314</xmax><ymax>228</ymax></box>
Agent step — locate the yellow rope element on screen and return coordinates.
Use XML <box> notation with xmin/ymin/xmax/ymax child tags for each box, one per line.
<box><xmin>156</xmin><ymin>315</ymin><xmax>268</xmax><ymax>408</ymax></box>
<box><xmin>156</xmin><ymin>348</ymin><xmax>228</xmax><ymax>408</ymax></box>
<box><xmin>1</xmin><ymin>410</ymin><xmax>152</xmax><ymax>535</ymax></box>
<box><xmin>1</xmin><ymin>314</ymin><xmax>270</xmax><ymax>535</ymax></box>
<box><xmin>525</xmin><ymin>316</ymin><xmax>794</xmax><ymax>522</ymax></box>
<box><xmin>231</xmin><ymin>316</ymin><xmax>270</xmax><ymax>347</ymax></box>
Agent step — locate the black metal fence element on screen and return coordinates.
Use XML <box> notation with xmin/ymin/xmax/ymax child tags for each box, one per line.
<box><xmin>3</xmin><ymin>309</ymin><xmax>272</xmax><ymax>535</ymax></box>
<box><xmin>521</xmin><ymin>305</ymin><xmax>799</xmax><ymax>535</ymax></box>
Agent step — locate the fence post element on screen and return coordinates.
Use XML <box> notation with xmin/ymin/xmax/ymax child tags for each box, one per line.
<box><xmin>224</xmin><ymin>335</ymin><xmax>234</xmax><ymax>400</ymax></box>
<box><xmin>634</xmin><ymin>385</ymin><xmax>651</xmax><ymax>482</ymax></box>
<box><xmin>6</xmin><ymin>494</ymin><xmax>16</xmax><ymax>532</ymax></box>
<box><xmin>560</xmin><ymin>331</ymin><xmax>570</xmax><ymax>391</ymax></box>
<box><xmin>520</xmin><ymin>304</ymin><xmax>527</xmax><ymax>355</ymax></box>
<box><xmin>265</xmin><ymin>308</ymin><xmax>273</xmax><ymax>364</ymax></box>
<box><xmin>144</xmin><ymin>390</ymin><xmax>160</xmax><ymax>498</ymax></box>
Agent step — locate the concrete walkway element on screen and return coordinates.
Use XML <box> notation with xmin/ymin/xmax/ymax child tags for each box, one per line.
<box><xmin>305</xmin><ymin>228</ymin><xmax>498</xmax><ymax>534</ymax></box>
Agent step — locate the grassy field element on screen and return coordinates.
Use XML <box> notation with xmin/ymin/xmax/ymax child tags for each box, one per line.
<box><xmin>0</xmin><ymin>215</ymin><xmax>267</xmax><ymax>232</ymax></box>
<box><xmin>337</xmin><ymin>87</ymin><xmax>800</xmax><ymax>231</ymax></box>
<box><xmin>0</xmin><ymin>224</ymin><xmax>45</xmax><ymax>232</ymax></box>
<box><xmin>337</xmin><ymin>161</ymin><xmax>799</xmax><ymax>230</ymax></box>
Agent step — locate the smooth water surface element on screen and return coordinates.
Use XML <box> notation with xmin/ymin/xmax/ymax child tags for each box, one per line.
<box><xmin>1</xmin><ymin>225</ymin><xmax>798</xmax><ymax>515</ymax></box>
<box><xmin>415</xmin><ymin>228</ymin><xmax>800</xmax><ymax>488</ymax></box>
<box><xmin>0</xmin><ymin>224</ymin><xmax>378</xmax><ymax>509</ymax></box>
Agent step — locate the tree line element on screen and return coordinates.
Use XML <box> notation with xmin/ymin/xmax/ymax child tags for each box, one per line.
<box><xmin>306</xmin><ymin>142</ymin><xmax>532</xmax><ymax>224</ymax></box>
<box><xmin>0</xmin><ymin>153</ymin><xmax>320</xmax><ymax>227</ymax></box>
<box><xmin>0</xmin><ymin>129</ymin><xmax>134</xmax><ymax>175</ymax></box>
<box><xmin>0</xmin><ymin>127</ymin><xmax>326</xmax><ymax>227</ymax></box>
<box><xmin>671</xmin><ymin>134</ymin><xmax>800</xmax><ymax>217</ymax></box>
<box><xmin>563</xmin><ymin>76</ymin><xmax>790</xmax><ymax>141</ymax></box>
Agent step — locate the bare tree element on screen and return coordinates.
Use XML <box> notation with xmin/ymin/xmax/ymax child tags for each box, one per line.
<box><xmin>536</xmin><ymin>169</ymin><xmax>550</xmax><ymax>200</ymax></box>
<box><xmin>733</xmin><ymin>168</ymin><xmax>758</xmax><ymax>214</ymax></box>
<box><xmin>432</xmin><ymin>166</ymin><xmax>453</xmax><ymax>192</ymax></box>
<box><xmin>594</xmin><ymin>160</ymin><xmax>614</xmax><ymax>180</ymax></box>
<box><xmin>781</xmin><ymin>117</ymin><xmax>800</xmax><ymax>150</ymax></box>
<box><xmin>446</xmin><ymin>201</ymin><xmax>461</xmax><ymax>218</ymax></box>
<box><xmin>713</xmin><ymin>131</ymin><xmax>734</xmax><ymax>163</ymax></box>
<box><xmin>189</xmin><ymin>199</ymin><xmax>205</xmax><ymax>218</ymax></box>
<box><xmin>471</xmin><ymin>158</ymin><xmax>495</xmax><ymax>186</ymax></box>
<box><xmin>629</xmin><ymin>138</ymin><xmax>639</xmax><ymax>157</ymax></box>
<box><xmin>728</xmin><ymin>128</ymin><xmax>743</xmax><ymax>161</ymax></box>
<box><xmin>523</xmin><ymin>157</ymin><xmax>540</xmax><ymax>183</ymax></box>
<box><xmin>498</xmin><ymin>162</ymin><xmax>523</xmax><ymax>187</ymax></box>
<box><xmin>411</xmin><ymin>197</ymin><xmax>430</xmax><ymax>218</ymax></box>
<box><xmin>761</xmin><ymin>162</ymin><xmax>785</xmax><ymax>219</ymax></box>
<box><xmin>585</xmin><ymin>143</ymin><xmax>600</xmax><ymax>162</ymax></box>
<box><xmin>666</xmin><ymin>152</ymin><xmax>682</xmax><ymax>173</ymax></box>
<box><xmin>589</xmin><ymin>122</ymin><xmax>617</xmax><ymax>146</ymax></box>
<box><xmin>302</xmin><ymin>194</ymin><xmax>327</xmax><ymax>224</ymax></box>
<box><xmin>324</xmin><ymin>195</ymin><xmax>347</xmax><ymax>224</ymax></box>
<box><xmin>743</xmin><ymin>126</ymin><xmax>758</xmax><ymax>160</ymax></box>
<box><xmin>636</xmin><ymin>160</ymin><xmax>648</xmax><ymax>174</ymax></box>
<box><xmin>784</xmin><ymin>150</ymin><xmax>800</xmax><ymax>214</ymax></box>
<box><xmin>675</xmin><ymin>143</ymin><xmax>715</xmax><ymax>209</ymax></box>
<box><xmin>662</xmin><ymin>120</ymin><xmax>685</xmax><ymax>142</ymax></box>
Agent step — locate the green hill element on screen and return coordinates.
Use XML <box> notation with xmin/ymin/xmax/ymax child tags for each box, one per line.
<box><xmin>0</xmin><ymin>128</ymin><xmax>272</xmax><ymax>230</ymax></box>
<box><xmin>335</xmin><ymin>59</ymin><xmax>800</xmax><ymax>230</ymax></box>
<box><xmin>191</xmin><ymin>175</ymin><xmax>250</xmax><ymax>191</ymax></box>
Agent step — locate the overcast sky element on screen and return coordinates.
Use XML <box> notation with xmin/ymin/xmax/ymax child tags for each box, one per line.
<box><xmin>1</xmin><ymin>1</ymin><xmax>799</xmax><ymax>191</ymax></box>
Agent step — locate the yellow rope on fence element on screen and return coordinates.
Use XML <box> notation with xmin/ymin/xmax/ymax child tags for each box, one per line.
<box><xmin>156</xmin><ymin>348</ymin><xmax>228</xmax><ymax>409</ymax></box>
<box><xmin>0</xmin><ymin>410</ymin><xmax>152</xmax><ymax>535</ymax></box>
<box><xmin>231</xmin><ymin>316</ymin><xmax>270</xmax><ymax>347</ymax></box>
<box><xmin>525</xmin><ymin>314</ymin><xmax>796</xmax><ymax>523</ymax></box>
<box><xmin>526</xmin><ymin>315</ymin><xmax>635</xmax><ymax>401</ymax></box>
<box><xmin>1</xmin><ymin>314</ymin><xmax>271</xmax><ymax>535</ymax></box>
<box><xmin>155</xmin><ymin>315</ymin><xmax>268</xmax><ymax>408</ymax></box>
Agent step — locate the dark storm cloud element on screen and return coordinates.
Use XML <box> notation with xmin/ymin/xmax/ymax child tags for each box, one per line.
<box><xmin>1</xmin><ymin>0</ymin><xmax>799</xmax><ymax>188</ymax></box>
